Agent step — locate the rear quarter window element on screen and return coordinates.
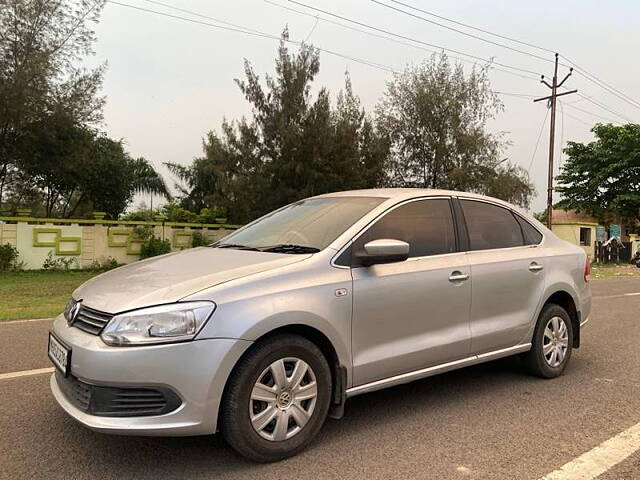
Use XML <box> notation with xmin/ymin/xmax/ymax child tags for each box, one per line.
<box><xmin>514</xmin><ymin>214</ymin><xmax>543</xmax><ymax>245</ymax></box>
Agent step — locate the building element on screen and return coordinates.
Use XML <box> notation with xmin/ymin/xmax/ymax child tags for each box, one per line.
<box><xmin>551</xmin><ymin>209</ymin><xmax>639</xmax><ymax>261</ymax></box>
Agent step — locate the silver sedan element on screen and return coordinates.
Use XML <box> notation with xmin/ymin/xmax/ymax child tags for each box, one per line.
<box><xmin>48</xmin><ymin>189</ymin><xmax>591</xmax><ymax>462</ymax></box>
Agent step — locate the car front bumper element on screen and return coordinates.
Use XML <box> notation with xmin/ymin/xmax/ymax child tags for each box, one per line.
<box><xmin>50</xmin><ymin>315</ymin><xmax>251</xmax><ymax>436</ymax></box>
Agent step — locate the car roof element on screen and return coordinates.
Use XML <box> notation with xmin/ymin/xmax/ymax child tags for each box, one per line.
<box><xmin>312</xmin><ymin>188</ymin><xmax>508</xmax><ymax>205</ymax></box>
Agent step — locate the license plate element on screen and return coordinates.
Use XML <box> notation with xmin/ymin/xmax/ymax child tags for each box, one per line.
<box><xmin>48</xmin><ymin>333</ymin><xmax>71</xmax><ymax>376</ymax></box>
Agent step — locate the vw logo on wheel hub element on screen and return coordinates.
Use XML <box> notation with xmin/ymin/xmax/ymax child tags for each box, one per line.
<box><xmin>277</xmin><ymin>391</ymin><xmax>293</xmax><ymax>409</ymax></box>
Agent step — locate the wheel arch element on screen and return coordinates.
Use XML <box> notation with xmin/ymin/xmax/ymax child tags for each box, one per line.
<box><xmin>217</xmin><ymin>322</ymin><xmax>348</xmax><ymax>430</ymax></box>
<box><xmin>543</xmin><ymin>290</ymin><xmax>580</xmax><ymax>348</ymax></box>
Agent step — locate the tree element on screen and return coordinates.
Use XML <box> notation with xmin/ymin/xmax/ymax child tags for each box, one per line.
<box><xmin>10</xmin><ymin>108</ymin><xmax>169</xmax><ymax>218</ymax></box>
<box><xmin>557</xmin><ymin>123</ymin><xmax>640</xmax><ymax>227</ymax></box>
<box><xmin>80</xmin><ymin>137</ymin><xmax>170</xmax><ymax>219</ymax></box>
<box><xmin>0</xmin><ymin>0</ymin><xmax>105</xmax><ymax>208</ymax></box>
<box><xmin>169</xmin><ymin>31</ymin><xmax>387</xmax><ymax>223</ymax></box>
<box><xmin>17</xmin><ymin>108</ymin><xmax>95</xmax><ymax>216</ymax></box>
<box><xmin>376</xmin><ymin>54</ymin><xmax>534</xmax><ymax>207</ymax></box>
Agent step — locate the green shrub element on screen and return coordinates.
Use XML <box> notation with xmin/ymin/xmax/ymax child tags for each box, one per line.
<box><xmin>191</xmin><ymin>231</ymin><xmax>209</xmax><ymax>247</ymax></box>
<box><xmin>89</xmin><ymin>256</ymin><xmax>121</xmax><ymax>271</ymax></box>
<box><xmin>42</xmin><ymin>252</ymin><xmax>79</xmax><ymax>271</ymax></box>
<box><xmin>132</xmin><ymin>224</ymin><xmax>154</xmax><ymax>241</ymax></box>
<box><xmin>120</xmin><ymin>209</ymin><xmax>155</xmax><ymax>222</ymax></box>
<box><xmin>140</xmin><ymin>235</ymin><xmax>172</xmax><ymax>259</ymax></box>
<box><xmin>161</xmin><ymin>202</ymin><xmax>198</xmax><ymax>223</ymax></box>
<box><xmin>0</xmin><ymin>243</ymin><xmax>20</xmax><ymax>271</ymax></box>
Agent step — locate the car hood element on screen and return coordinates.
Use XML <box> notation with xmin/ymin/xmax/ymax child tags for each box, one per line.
<box><xmin>73</xmin><ymin>247</ymin><xmax>311</xmax><ymax>313</ymax></box>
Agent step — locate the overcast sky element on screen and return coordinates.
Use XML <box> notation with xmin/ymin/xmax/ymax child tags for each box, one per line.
<box><xmin>89</xmin><ymin>0</ymin><xmax>640</xmax><ymax>213</ymax></box>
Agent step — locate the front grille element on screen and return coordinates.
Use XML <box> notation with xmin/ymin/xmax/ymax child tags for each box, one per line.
<box><xmin>56</xmin><ymin>373</ymin><xmax>182</xmax><ymax>417</ymax></box>
<box><xmin>71</xmin><ymin>305</ymin><xmax>113</xmax><ymax>335</ymax></box>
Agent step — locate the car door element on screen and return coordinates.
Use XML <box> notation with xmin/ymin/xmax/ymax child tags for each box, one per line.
<box><xmin>458</xmin><ymin>199</ymin><xmax>546</xmax><ymax>354</ymax></box>
<box><xmin>349</xmin><ymin>197</ymin><xmax>472</xmax><ymax>386</ymax></box>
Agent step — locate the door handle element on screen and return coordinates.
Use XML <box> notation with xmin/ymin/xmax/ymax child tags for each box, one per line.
<box><xmin>528</xmin><ymin>262</ymin><xmax>544</xmax><ymax>272</ymax></box>
<box><xmin>448</xmin><ymin>271</ymin><xmax>469</xmax><ymax>282</ymax></box>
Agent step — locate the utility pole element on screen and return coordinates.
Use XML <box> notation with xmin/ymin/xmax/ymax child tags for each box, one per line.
<box><xmin>534</xmin><ymin>53</ymin><xmax>577</xmax><ymax>229</ymax></box>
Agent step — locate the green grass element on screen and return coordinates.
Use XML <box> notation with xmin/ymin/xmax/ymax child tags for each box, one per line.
<box><xmin>0</xmin><ymin>271</ymin><xmax>100</xmax><ymax>321</ymax></box>
<box><xmin>591</xmin><ymin>263</ymin><xmax>640</xmax><ymax>278</ymax></box>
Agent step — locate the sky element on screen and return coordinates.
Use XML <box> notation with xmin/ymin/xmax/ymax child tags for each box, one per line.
<box><xmin>88</xmin><ymin>0</ymin><xmax>640</xmax><ymax>213</ymax></box>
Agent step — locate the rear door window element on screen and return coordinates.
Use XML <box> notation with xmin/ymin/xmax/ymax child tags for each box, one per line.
<box><xmin>460</xmin><ymin>200</ymin><xmax>524</xmax><ymax>251</ymax></box>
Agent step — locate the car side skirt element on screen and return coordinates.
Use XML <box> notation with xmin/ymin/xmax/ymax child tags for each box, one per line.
<box><xmin>345</xmin><ymin>343</ymin><xmax>532</xmax><ymax>398</ymax></box>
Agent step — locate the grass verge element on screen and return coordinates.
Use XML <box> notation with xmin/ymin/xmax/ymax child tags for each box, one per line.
<box><xmin>591</xmin><ymin>263</ymin><xmax>640</xmax><ymax>278</ymax></box>
<box><xmin>0</xmin><ymin>271</ymin><xmax>100</xmax><ymax>321</ymax></box>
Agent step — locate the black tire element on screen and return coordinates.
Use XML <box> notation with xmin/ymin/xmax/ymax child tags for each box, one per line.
<box><xmin>220</xmin><ymin>334</ymin><xmax>332</xmax><ymax>462</ymax></box>
<box><xmin>522</xmin><ymin>303</ymin><xmax>574</xmax><ymax>378</ymax></box>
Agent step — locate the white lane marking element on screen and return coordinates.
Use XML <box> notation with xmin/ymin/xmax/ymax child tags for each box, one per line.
<box><xmin>540</xmin><ymin>421</ymin><xmax>640</xmax><ymax>480</ymax></box>
<box><xmin>593</xmin><ymin>292</ymin><xmax>640</xmax><ymax>300</ymax></box>
<box><xmin>0</xmin><ymin>367</ymin><xmax>54</xmax><ymax>381</ymax></box>
<box><xmin>0</xmin><ymin>317</ymin><xmax>53</xmax><ymax>326</ymax></box>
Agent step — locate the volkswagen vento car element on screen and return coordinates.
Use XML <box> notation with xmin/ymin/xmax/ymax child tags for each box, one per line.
<box><xmin>48</xmin><ymin>189</ymin><xmax>591</xmax><ymax>462</ymax></box>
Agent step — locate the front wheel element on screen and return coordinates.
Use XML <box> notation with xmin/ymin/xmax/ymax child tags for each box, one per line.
<box><xmin>220</xmin><ymin>334</ymin><xmax>332</xmax><ymax>462</ymax></box>
<box><xmin>522</xmin><ymin>304</ymin><xmax>574</xmax><ymax>378</ymax></box>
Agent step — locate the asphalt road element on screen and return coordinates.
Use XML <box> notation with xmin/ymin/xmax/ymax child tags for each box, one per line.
<box><xmin>1</xmin><ymin>278</ymin><xmax>639</xmax><ymax>480</ymax></box>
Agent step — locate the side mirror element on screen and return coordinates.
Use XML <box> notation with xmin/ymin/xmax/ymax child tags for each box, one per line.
<box><xmin>357</xmin><ymin>238</ymin><xmax>410</xmax><ymax>266</ymax></box>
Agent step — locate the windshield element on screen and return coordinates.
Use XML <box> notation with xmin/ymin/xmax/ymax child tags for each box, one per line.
<box><xmin>217</xmin><ymin>196</ymin><xmax>386</xmax><ymax>252</ymax></box>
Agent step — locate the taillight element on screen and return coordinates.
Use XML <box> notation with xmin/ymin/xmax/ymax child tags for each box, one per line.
<box><xmin>584</xmin><ymin>257</ymin><xmax>591</xmax><ymax>282</ymax></box>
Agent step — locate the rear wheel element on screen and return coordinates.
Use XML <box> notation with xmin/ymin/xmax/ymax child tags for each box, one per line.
<box><xmin>522</xmin><ymin>304</ymin><xmax>573</xmax><ymax>378</ymax></box>
<box><xmin>220</xmin><ymin>334</ymin><xmax>332</xmax><ymax>462</ymax></box>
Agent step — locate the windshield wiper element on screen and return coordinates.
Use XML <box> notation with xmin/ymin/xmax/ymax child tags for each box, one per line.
<box><xmin>259</xmin><ymin>244</ymin><xmax>320</xmax><ymax>254</ymax></box>
<box><xmin>214</xmin><ymin>243</ymin><xmax>261</xmax><ymax>251</ymax></box>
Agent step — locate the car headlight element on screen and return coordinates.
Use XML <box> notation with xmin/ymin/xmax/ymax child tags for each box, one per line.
<box><xmin>101</xmin><ymin>301</ymin><xmax>215</xmax><ymax>346</ymax></box>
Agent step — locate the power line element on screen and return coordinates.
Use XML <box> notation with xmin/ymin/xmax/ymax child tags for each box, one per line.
<box><xmin>107</xmin><ymin>0</ymin><xmax>397</xmax><ymax>73</ymax></box>
<box><xmin>492</xmin><ymin>92</ymin><xmax>535</xmax><ymax>99</ymax></box>
<box><xmin>367</xmin><ymin>0</ymin><xmax>640</xmax><ymax>117</ymax></box>
<box><xmin>113</xmin><ymin>1</ymin><xmax>539</xmax><ymax>104</ymax></box>
<box><xmin>144</xmin><ymin>0</ymin><xmax>634</xmax><ymax>126</ymax></box>
<box><xmin>112</xmin><ymin>0</ymin><xmax>634</xmax><ymax>130</ymax></box>
<box><xmin>562</xmin><ymin>110</ymin><xmax>594</xmax><ymax>128</ymax></box>
<box><xmin>382</xmin><ymin>0</ymin><xmax>555</xmax><ymax>55</ymax></box>
<box><xmin>266</xmin><ymin>0</ymin><xmax>539</xmax><ymax>82</ymax></box>
<box><xmin>560</xmin><ymin>54</ymin><xmax>640</xmax><ymax>111</ymax></box>
<box><xmin>489</xmin><ymin>90</ymin><xmax>618</xmax><ymax>128</ymax></box>
<box><xmin>564</xmin><ymin>102</ymin><xmax>620</xmax><ymax>125</ymax></box>
<box><xmin>287</xmin><ymin>0</ymin><xmax>543</xmax><ymax>77</ymax></box>
<box><xmin>576</xmin><ymin>93</ymin><xmax>635</xmax><ymax>123</ymax></box>
<box><xmin>380</xmin><ymin>0</ymin><xmax>640</xmax><ymax>115</ymax></box>
<box><xmin>140</xmin><ymin>0</ymin><xmax>265</xmax><ymax>35</ymax></box>
<box><xmin>558</xmin><ymin>100</ymin><xmax>565</xmax><ymax>169</ymax></box>
<box><xmin>304</xmin><ymin>14</ymin><xmax>319</xmax><ymax>42</ymax></box>
<box><xmin>527</xmin><ymin>108</ymin><xmax>549</xmax><ymax>173</ymax></box>
<box><xmin>533</xmin><ymin>54</ymin><xmax>577</xmax><ymax>228</ymax></box>
<box><xmin>370</xmin><ymin>0</ymin><xmax>554</xmax><ymax>65</ymax></box>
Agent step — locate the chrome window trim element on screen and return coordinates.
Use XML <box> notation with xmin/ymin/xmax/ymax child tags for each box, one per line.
<box><xmin>330</xmin><ymin>195</ymin><xmax>455</xmax><ymax>269</ymax></box>
<box><xmin>406</xmin><ymin>250</ymin><xmax>468</xmax><ymax>262</ymax></box>
<box><xmin>456</xmin><ymin>196</ymin><xmax>546</xmax><ymax>251</ymax></box>
<box><xmin>465</xmin><ymin>244</ymin><xmax>539</xmax><ymax>254</ymax></box>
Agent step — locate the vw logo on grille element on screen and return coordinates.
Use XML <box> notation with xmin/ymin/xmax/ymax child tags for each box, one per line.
<box><xmin>68</xmin><ymin>301</ymin><xmax>81</xmax><ymax>325</ymax></box>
